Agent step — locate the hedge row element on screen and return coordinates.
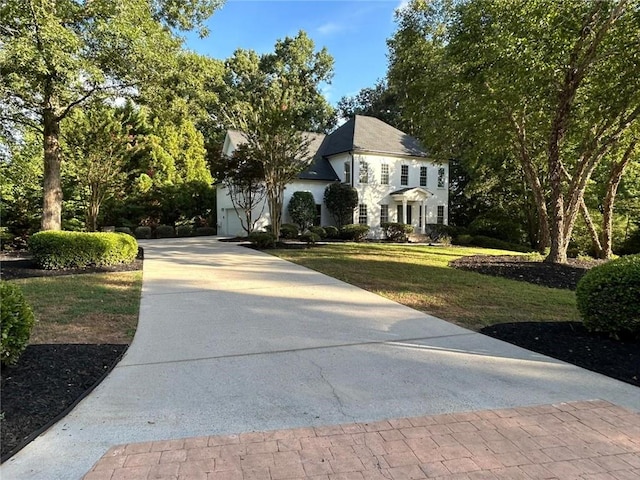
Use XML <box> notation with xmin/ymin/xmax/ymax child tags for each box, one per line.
<box><xmin>29</xmin><ymin>231</ymin><xmax>138</xmax><ymax>269</ymax></box>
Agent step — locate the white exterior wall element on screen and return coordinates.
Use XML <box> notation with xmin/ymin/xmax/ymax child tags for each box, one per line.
<box><xmin>216</xmin><ymin>181</ymin><xmax>333</xmax><ymax>236</ymax></box>
<box><xmin>352</xmin><ymin>153</ymin><xmax>449</xmax><ymax>238</ymax></box>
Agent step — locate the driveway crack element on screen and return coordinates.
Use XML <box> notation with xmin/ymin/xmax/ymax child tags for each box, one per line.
<box><xmin>305</xmin><ymin>356</ymin><xmax>354</xmax><ymax>422</ymax></box>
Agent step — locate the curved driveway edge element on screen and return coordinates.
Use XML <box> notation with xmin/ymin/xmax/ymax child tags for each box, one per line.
<box><xmin>2</xmin><ymin>237</ymin><xmax>638</xmax><ymax>480</ymax></box>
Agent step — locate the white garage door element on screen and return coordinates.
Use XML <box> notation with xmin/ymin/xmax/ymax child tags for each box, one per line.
<box><xmin>224</xmin><ymin>209</ymin><xmax>244</xmax><ymax>237</ymax></box>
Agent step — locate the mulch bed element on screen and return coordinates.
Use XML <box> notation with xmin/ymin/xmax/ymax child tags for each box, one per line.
<box><xmin>0</xmin><ymin>251</ymin><xmax>142</xmax><ymax>461</ymax></box>
<box><xmin>449</xmin><ymin>254</ymin><xmax>604</xmax><ymax>290</ymax></box>
<box><xmin>1</xmin><ymin>344</ymin><xmax>127</xmax><ymax>461</ymax></box>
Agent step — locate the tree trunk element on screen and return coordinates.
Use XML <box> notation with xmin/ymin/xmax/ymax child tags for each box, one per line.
<box><xmin>580</xmin><ymin>199</ymin><xmax>604</xmax><ymax>258</ymax></box>
<box><xmin>42</xmin><ymin>108</ymin><xmax>63</xmax><ymax>231</ymax></box>
<box><xmin>602</xmin><ymin>142</ymin><xmax>637</xmax><ymax>259</ymax></box>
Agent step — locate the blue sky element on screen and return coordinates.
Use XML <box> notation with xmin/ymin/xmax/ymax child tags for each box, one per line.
<box><xmin>183</xmin><ymin>0</ymin><xmax>405</xmax><ymax>106</ymax></box>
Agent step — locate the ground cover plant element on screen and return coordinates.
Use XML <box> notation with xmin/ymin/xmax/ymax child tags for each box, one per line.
<box><xmin>0</xmin><ymin>266</ymin><xmax>143</xmax><ymax>460</ymax></box>
<box><xmin>272</xmin><ymin>243</ymin><xmax>638</xmax><ymax>386</ymax></box>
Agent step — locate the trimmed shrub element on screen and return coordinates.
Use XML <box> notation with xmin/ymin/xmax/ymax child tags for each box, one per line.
<box><xmin>455</xmin><ymin>234</ymin><xmax>473</xmax><ymax>246</ymax></box>
<box><xmin>1</xmin><ymin>281</ymin><xmax>35</xmax><ymax>366</ymax></box>
<box><xmin>249</xmin><ymin>232</ymin><xmax>276</xmax><ymax>249</ymax></box>
<box><xmin>309</xmin><ymin>226</ymin><xmax>327</xmax><ymax>239</ymax></box>
<box><xmin>195</xmin><ymin>227</ymin><xmax>217</xmax><ymax>236</ymax></box>
<box><xmin>134</xmin><ymin>226</ymin><xmax>152</xmax><ymax>239</ymax></box>
<box><xmin>300</xmin><ymin>232</ymin><xmax>320</xmax><ymax>245</ymax></box>
<box><xmin>280</xmin><ymin>223</ymin><xmax>299</xmax><ymax>239</ymax></box>
<box><xmin>176</xmin><ymin>225</ymin><xmax>193</xmax><ymax>237</ymax></box>
<box><xmin>576</xmin><ymin>254</ymin><xmax>640</xmax><ymax>340</ymax></box>
<box><xmin>288</xmin><ymin>191</ymin><xmax>316</xmax><ymax>231</ymax></box>
<box><xmin>115</xmin><ymin>227</ymin><xmax>133</xmax><ymax>236</ymax></box>
<box><xmin>155</xmin><ymin>225</ymin><xmax>175</xmax><ymax>238</ymax></box>
<box><xmin>382</xmin><ymin>222</ymin><xmax>414</xmax><ymax>242</ymax></box>
<box><xmin>324</xmin><ymin>226</ymin><xmax>339</xmax><ymax>239</ymax></box>
<box><xmin>340</xmin><ymin>224</ymin><xmax>370</xmax><ymax>242</ymax></box>
<box><xmin>29</xmin><ymin>231</ymin><xmax>138</xmax><ymax>269</ymax></box>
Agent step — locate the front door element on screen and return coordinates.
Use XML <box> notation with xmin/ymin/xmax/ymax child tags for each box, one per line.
<box><xmin>396</xmin><ymin>204</ymin><xmax>412</xmax><ymax>225</ymax></box>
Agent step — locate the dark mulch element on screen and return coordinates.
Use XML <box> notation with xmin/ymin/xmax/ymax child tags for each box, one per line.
<box><xmin>1</xmin><ymin>344</ymin><xmax>127</xmax><ymax>461</ymax></box>
<box><xmin>0</xmin><ymin>250</ymin><xmax>141</xmax><ymax>461</ymax></box>
<box><xmin>450</xmin><ymin>254</ymin><xmax>604</xmax><ymax>290</ymax></box>
<box><xmin>482</xmin><ymin>322</ymin><xmax>639</xmax><ymax>388</ymax></box>
<box><xmin>452</xmin><ymin>253</ymin><xmax>638</xmax><ymax>389</ymax></box>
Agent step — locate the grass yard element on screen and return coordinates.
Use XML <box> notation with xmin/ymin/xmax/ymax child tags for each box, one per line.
<box><xmin>11</xmin><ymin>271</ymin><xmax>143</xmax><ymax>344</ymax></box>
<box><xmin>272</xmin><ymin>243</ymin><xmax>579</xmax><ymax>331</ymax></box>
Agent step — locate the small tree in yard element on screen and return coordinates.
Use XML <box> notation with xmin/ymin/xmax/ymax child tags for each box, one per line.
<box><xmin>324</xmin><ymin>182</ymin><xmax>358</xmax><ymax>227</ymax></box>
<box><xmin>288</xmin><ymin>191</ymin><xmax>316</xmax><ymax>232</ymax></box>
<box><xmin>212</xmin><ymin>144</ymin><xmax>266</xmax><ymax>236</ymax></box>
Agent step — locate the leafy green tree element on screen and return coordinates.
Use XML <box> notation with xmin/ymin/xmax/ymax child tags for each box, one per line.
<box><xmin>324</xmin><ymin>183</ymin><xmax>358</xmax><ymax>227</ymax></box>
<box><xmin>0</xmin><ymin>0</ymin><xmax>222</xmax><ymax>231</ymax></box>
<box><xmin>288</xmin><ymin>191</ymin><xmax>316</xmax><ymax>232</ymax></box>
<box><xmin>212</xmin><ymin>144</ymin><xmax>266</xmax><ymax>235</ymax></box>
<box><xmin>337</xmin><ymin>80</ymin><xmax>402</xmax><ymax>128</ymax></box>
<box><xmin>62</xmin><ymin>103</ymin><xmax>131</xmax><ymax>231</ymax></box>
<box><xmin>222</xmin><ymin>31</ymin><xmax>335</xmax><ymax>239</ymax></box>
<box><xmin>388</xmin><ymin>0</ymin><xmax>640</xmax><ymax>263</ymax></box>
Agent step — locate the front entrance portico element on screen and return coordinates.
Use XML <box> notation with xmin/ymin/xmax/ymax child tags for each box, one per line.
<box><xmin>390</xmin><ymin>187</ymin><xmax>433</xmax><ymax>234</ymax></box>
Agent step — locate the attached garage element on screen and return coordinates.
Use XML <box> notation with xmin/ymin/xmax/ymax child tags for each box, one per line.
<box><xmin>223</xmin><ymin>208</ymin><xmax>244</xmax><ymax>237</ymax></box>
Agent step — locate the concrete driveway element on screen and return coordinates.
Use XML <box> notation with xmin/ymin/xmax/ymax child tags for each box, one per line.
<box><xmin>2</xmin><ymin>237</ymin><xmax>638</xmax><ymax>480</ymax></box>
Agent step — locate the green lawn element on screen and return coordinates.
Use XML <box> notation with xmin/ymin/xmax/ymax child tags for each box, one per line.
<box><xmin>11</xmin><ymin>271</ymin><xmax>143</xmax><ymax>344</ymax></box>
<box><xmin>272</xmin><ymin>243</ymin><xmax>579</xmax><ymax>331</ymax></box>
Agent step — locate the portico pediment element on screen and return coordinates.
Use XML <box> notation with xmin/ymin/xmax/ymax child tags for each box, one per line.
<box><xmin>390</xmin><ymin>187</ymin><xmax>433</xmax><ymax>202</ymax></box>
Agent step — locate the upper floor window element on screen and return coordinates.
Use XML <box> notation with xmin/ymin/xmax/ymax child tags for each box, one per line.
<box><xmin>344</xmin><ymin>162</ymin><xmax>351</xmax><ymax>184</ymax></box>
<box><xmin>359</xmin><ymin>160</ymin><xmax>369</xmax><ymax>184</ymax></box>
<box><xmin>437</xmin><ymin>167</ymin><xmax>446</xmax><ymax>188</ymax></box>
<box><xmin>401</xmin><ymin>165</ymin><xmax>409</xmax><ymax>186</ymax></box>
<box><xmin>358</xmin><ymin>204</ymin><xmax>368</xmax><ymax>224</ymax></box>
<box><xmin>381</xmin><ymin>164</ymin><xmax>389</xmax><ymax>185</ymax></box>
<box><xmin>437</xmin><ymin>205</ymin><xmax>445</xmax><ymax>225</ymax></box>
<box><xmin>380</xmin><ymin>204</ymin><xmax>389</xmax><ymax>224</ymax></box>
<box><xmin>420</xmin><ymin>167</ymin><xmax>427</xmax><ymax>187</ymax></box>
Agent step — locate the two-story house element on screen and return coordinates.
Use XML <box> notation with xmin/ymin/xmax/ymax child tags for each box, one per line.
<box><xmin>216</xmin><ymin>115</ymin><xmax>448</xmax><ymax>238</ymax></box>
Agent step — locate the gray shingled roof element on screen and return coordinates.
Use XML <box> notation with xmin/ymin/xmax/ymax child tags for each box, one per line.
<box><xmin>321</xmin><ymin>115</ymin><xmax>427</xmax><ymax>158</ymax></box>
<box><xmin>224</xmin><ymin>115</ymin><xmax>422</xmax><ymax>183</ymax></box>
<box><xmin>225</xmin><ymin>130</ymin><xmax>339</xmax><ymax>182</ymax></box>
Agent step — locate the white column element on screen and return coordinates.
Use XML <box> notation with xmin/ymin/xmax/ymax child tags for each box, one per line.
<box><xmin>422</xmin><ymin>200</ymin><xmax>427</xmax><ymax>234</ymax></box>
<box><xmin>402</xmin><ymin>199</ymin><xmax>408</xmax><ymax>225</ymax></box>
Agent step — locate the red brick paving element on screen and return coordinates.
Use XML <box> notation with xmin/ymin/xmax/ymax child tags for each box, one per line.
<box><xmin>84</xmin><ymin>400</ymin><xmax>640</xmax><ymax>480</ymax></box>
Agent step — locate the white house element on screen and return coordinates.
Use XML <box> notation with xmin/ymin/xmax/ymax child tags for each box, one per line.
<box><xmin>216</xmin><ymin>115</ymin><xmax>448</xmax><ymax>238</ymax></box>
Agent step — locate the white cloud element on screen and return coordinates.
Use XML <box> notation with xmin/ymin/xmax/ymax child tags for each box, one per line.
<box><xmin>317</xmin><ymin>21</ymin><xmax>346</xmax><ymax>36</ymax></box>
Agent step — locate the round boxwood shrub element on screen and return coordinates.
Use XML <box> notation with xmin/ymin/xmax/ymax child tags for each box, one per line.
<box><xmin>576</xmin><ymin>254</ymin><xmax>640</xmax><ymax>340</ymax></box>
<box><xmin>134</xmin><ymin>226</ymin><xmax>152</xmax><ymax>239</ymax></box>
<box><xmin>324</xmin><ymin>226</ymin><xmax>339</xmax><ymax>239</ymax></box>
<box><xmin>1</xmin><ymin>281</ymin><xmax>35</xmax><ymax>366</ymax></box>
<box><xmin>300</xmin><ymin>232</ymin><xmax>320</xmax><ymax>245</ymax></box>
<box><xmin>29</xmin><ymin>231</ymin><xmax>138</xmax><ymax>269</ymax></box>
<box><xmin>280</xmin><ymin>223</ymin><xmax>299</xmax><ymax>239</ymax></box>
<box><xmin>309</xmin><ymin>226</ymin><xmax>327</xmax><ymax>239</ymax></box>
<box><xmin>176</xmin><ymin>225</ymin><xmax>193</xmax><ymax>237</ymax></box>
<box><xmin>249</xmin><ymin>232</ymin><xmax>277</xmax><ymax>249</ymax></box>
<box><xmin>155</xmin><ymin>224</ymin><xmax>175</xmax><ymax>238</ymax></box>
<box><xmin>381</xmin><ymin>222</ymin><xmax>414</xmax><ymax>242</ymax></box>
<box><xmin>340</xmin><ymin>224</ymin><xmax>370</xmax><ymax>242</ymax></box>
